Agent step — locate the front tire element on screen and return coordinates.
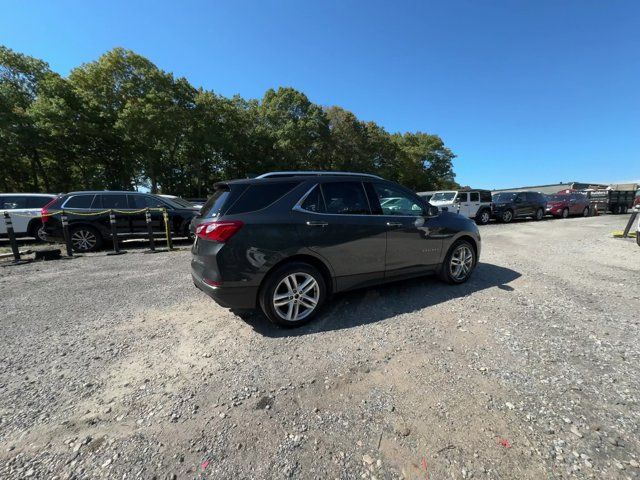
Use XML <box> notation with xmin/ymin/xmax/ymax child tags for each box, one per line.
<box><xmin>70</xmin><ymin>225</ymin><xmax>103</xmax><ymax>252</ymax></box>
<box><xmin>583</xmin><ymin>207</ymin><xmax>589</xmax><ymax>217</ymax></box>
<box><xmin>501</xmin><ymin>210</ymin><xmax>514</xmax><ymax>223</ymax></box>
<box><xmin>561</xmin><ymin>208</ymin><xmax>569</xmax><ymax>219</ymax></box>
<box><xmin>259</xmin><ymin>262</ymin><xmax>326</xmax><ymax>327</ymax></box>
<box><xmin>439</xmin><ymin>240</ymin><xmax>477</xmax><ymax>285</ymax></box>
<box><xmin>534</xmin><ymin>208</ymin><xmax>544</xmax><ymax>221</ymax></box>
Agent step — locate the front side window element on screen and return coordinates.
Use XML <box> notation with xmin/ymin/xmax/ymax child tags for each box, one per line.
<box><xmin>493</xmin><ymin>192</ymin><xmax>516</xmax><ymax>203</ymax></box>
<box><xmin>457</xmin><ymin>192</ymin><xmax>468</xmax><ymax>203</ymax></box>
<box><xmin>128</xmin><ymin>195</ymin><xmax>167</xmax><ymax>209</ymax></box>
<box><xmin>372</xmin><ymin>183</ymin><xmax>424</xmax><ymax>216</ymax></box>
<box><xmin>64</xmin><ymin>195</ymin><xmax>95</xmax><ymax>209</ymax></box>
<box><xmin>321</xmin><ymin>182</ymin><xmax>370</xmax><ymax>215</ymax></box>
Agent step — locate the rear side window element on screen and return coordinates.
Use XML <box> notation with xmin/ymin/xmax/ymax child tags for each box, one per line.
<box><xmin>470</xmin><ymin>192</ymin><xmax>479</xmax><ymax>202</ymax></box>
<box><xmin>1</xmin><ymin>196</ymin><xmax>26</xmax><ymax>209</ymax></box>
<box><xmin>321</xmin><ymin>182</ymin><xmax>370</xmax><ymax>215</ymax></box>
<box><xmin>128</xmin><ymin>194</ymin><xmax>166</xmax><ymax>209</ymax></box>
<box><xmin>100</xmin><ymin>195</ymin><xmax>128</xmax><ymax>209</ymax></box>
<box><xmin>26</xmin><ymin>196</ymin><xmax>53</xmax><ymax>208</ymax></box>
<box><xmin>300</xmin><ymin>185</ymin><xmax>326</xmax><ymax>213</ymax></box>
<box><xmin>64</xmin><ymin>194</ymin><xmax>95</xmax><ymax>208</ymax></box>
<box><xmin>226</xmin><ymin>182</ymin><xmax>299</xmax><ymax>215</ymax></box>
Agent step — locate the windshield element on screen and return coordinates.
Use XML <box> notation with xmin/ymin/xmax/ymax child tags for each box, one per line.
<box><xmin>493</xmin><ymin>192</ymin><xmax>517</xmax><ymax>202</ymax></box>
<box><xmin>431</xmin><ymin>192</ymin><xmax>456</xmax><ymax>202</ymax></box>
<box><xmin>546</xmin><ymin>194</ymin><xmax>569</xmax><ymax>202</ymax></box>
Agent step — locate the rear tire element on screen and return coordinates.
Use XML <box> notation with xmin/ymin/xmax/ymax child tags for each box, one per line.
<box><xmin>70</xmin><ymin>225</ymin><xmax>103</xmax><ymax>252</ymax></box>
<box><xmin>259</xmin><ymin>262</ymin><xmax>326</xmax><ymax>327</ymax></box>
<box><xmin>476</xmin><ymin>209</ymin><xmax>491</xmax><ymax>225</ymax></box>
<box><xmin>28</xmin><ymin>220</ymin><xmax>46</xmax><ymax>242</ymax></box>
<box><xmin>439</xmin><ymin>240</ymin><xmax>477</xmax><ymax>285</ymax></box>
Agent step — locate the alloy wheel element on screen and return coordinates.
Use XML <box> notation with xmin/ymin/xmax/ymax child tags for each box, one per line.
<box><xmin>502</xmin><ymin>211</ymin><xmax>512</xmax><ymax>222</ymax></box>
<box><xmin>481</xmin><ymin>211</ymin><xmax>490</xmax><ymax>224</ymax></box>
<box><xmin>583</xmin><ymin>207</ymin><xmax>589</xmax><ymax>217</ymax></box>
<box><xmin>449</xmin><ymin>245</ymin><xmax>474</xmax><ymax>281</ymax></box>
<box><xmin>36</xmin><ymin>226</ymin><xmax>48</xmax><ymax>242</ymax></box>
<box><xmin>273</xmin><ymin>273</ymin><xmax>320</xmax><ymax>322</ymax></box>
<box><xmin>562</xmin><ymin>208</ymin><xmax>569</xmax><ymax>218</ymax></box>
<box><xmin>71</xmin><ymin>229</ymin><xmax>97</xmax><ymax>251</ymax></box>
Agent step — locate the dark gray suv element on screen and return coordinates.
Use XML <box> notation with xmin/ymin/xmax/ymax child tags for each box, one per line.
<box><xmin>191</xmin><ymin>172</ymin><xmax>481</xmax><ymax>327</ymax></box>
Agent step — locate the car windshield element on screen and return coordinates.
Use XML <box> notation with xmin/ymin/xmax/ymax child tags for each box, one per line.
<box><xmin>547</xmin><ymin>194</ymin><xmax>569</xmax><ymax>201</ymax></box>
<box><xmin>493</xmin><ymin>192</ymin><xmax>517</xmax><ymax>202</ymax></box>
<box><xmin>431</xmin><ymin>192</ymin><xmax>456</xmax><ymax>202</ymax></box>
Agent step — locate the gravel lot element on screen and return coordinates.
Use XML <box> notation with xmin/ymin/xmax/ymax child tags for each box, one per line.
<box><xmin>1</xmin><ymin>214</ymin><xmax>638</xmax><ymax>479</ymax></box>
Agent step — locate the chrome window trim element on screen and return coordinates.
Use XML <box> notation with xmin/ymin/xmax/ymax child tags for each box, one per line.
<box><xmin>292</xmin><ymin>182</ymin><xmax>433</xmax><ymax>218</ymax></box>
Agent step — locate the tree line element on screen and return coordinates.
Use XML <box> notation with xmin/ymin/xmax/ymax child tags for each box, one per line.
<box><xmin>1</xmin><ymin>46</ymin><xmax>458</xmax><ymax>197</ymax></box>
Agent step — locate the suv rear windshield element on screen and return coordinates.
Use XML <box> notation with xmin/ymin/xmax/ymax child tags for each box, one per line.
<box><xmin>431</xmin><ymin>192</ymin><xmax>456</xmax><ymax>202</ymax></box>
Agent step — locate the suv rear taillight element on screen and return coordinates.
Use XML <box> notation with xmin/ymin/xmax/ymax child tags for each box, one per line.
<box><xmin>41</xmin><ymin>197</ymin><xmax>58</xmax><ymax>223</ymax></box>
<box><xmin>196</xmin><ymin>220</ymin><xmax>244</xmax><ymax>242</ymax></box>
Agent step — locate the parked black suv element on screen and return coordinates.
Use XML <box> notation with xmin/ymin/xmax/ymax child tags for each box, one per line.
<box><xmin>492</xmin><ymin>191</ymin><xmax>547</xmax><ymax>223</ymax></box>
<box><xmin>42</xmin><ymin>191</ymin><xmax>200</xmax><ymax>252</ymax></box>
<box><xmin>191</xmin><ymin>172</ymin><xmax>481</xmax><ymax>327</ymax></box>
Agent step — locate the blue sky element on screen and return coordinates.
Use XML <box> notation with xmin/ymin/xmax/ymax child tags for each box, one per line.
<box><xmin>2</xmin><ymin>0</ymin><xmax>638</xmax><ymax>189</ymax></box>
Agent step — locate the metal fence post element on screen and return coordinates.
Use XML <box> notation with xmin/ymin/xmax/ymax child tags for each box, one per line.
<box><xmin>61</xmin><ymin>210</ymin><xmax>73</xmax><ymax>257</ymax></box>
<box><xmin>622</xmin><ymin>211</ymin><xmax>638</xmax><ymax>238</ymax></box>
<box><xmin>107</xmin><ymin>209</ymin><xmax>126</xmax><ymax>255</ymax></box>
<box><xmin>3</xmin><ymin>212</ymin><xmax>22</xmax><ymax>263</ymax></box>
<box><xmin>163</xmin><ymin>208</ymin><xmax>173</xmax><ymax>251</ymax></box>
<box><xmin>145</xmin><ymin>208</ymin><xmax>157</xmax><ymax>253</ymax></box>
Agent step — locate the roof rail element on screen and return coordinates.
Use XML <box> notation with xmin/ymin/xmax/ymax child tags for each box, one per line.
<box><xmin>256</xmin><ymin>171</ymin><xmax>382</xmax><ymax>179</ymax></box>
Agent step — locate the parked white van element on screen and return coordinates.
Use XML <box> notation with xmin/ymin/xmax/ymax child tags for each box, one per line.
<box><xmin>429</xmin><ymin>189</ymin><xmax>493</xmax><ymax>225</ymax></box>
<box><xmin>0</xmin><ymin>193</ymin><xmax>56</xmax><ymax>241</ymax></box>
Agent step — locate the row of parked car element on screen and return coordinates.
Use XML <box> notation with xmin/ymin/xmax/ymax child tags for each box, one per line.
<box><xmin>0</xmin><ymin>191</ymin><xmax>201</xmax><ymax>251</ymax></box>
<box><xmin>1</xmin><ymin>177</ymin><xmax>639</xmax><ymax>253</ymax></box>
<box><xmin>418</xmin><ymin>187</ymin><xmax>639</xmax><ymax>225</ymax></box>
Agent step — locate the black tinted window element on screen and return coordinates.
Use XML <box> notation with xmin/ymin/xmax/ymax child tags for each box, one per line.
<box><xmin>458</xmin><ymin>192</ymin><xmax>468</xmax><ymax>202</ymax></box>
<box><xmin>128</xmin><ymin>194</ymin><xmax>166</xmax><ymax>209</ymax></box>
<box><xmin>227</xmin><ymin>182</ymin><xmax>298</xmax><ymax>215</ymax></box>
<box><xmin>470</xmin><ymin>192</ymin><xmax>479</xmax><ymax>202</ymax></box>
<box><xmin>26</xmin><ymin>196</ymin><xmax>53</xmax><ymax>208</ymax></box>
<box><xmin>480</xmin><ymin>191</ymin><xmax>492</xmax><ymax>202</ymax></box>
<box><xmin>1</xmin><ymin>196</ymin><xmax>26</xmax><ymax>209</ymax></box>
<box><xmin>64</xmin><ymin>194</ymin><xmax>95</xmax><ymax>208</ymax></box>
<box><xmin>321</xmin><ymin>182</ymin><xmax>370</xmax><ymax>215</ymax></box>
<box><xmin>101</xmin><ymin>194</ymin><xmax>128</xmax><ymax>209</ymax></box>
<box><xmin>300</xmin><ymin>185</ymin><xmax>326</xmax><ymax>213</ymax></box>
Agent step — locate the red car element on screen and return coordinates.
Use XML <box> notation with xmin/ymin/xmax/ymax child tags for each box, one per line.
<box><xmin>545</xmin><ymin>192</ymin><xmax>590</xmax><ymax>218</ymax></box>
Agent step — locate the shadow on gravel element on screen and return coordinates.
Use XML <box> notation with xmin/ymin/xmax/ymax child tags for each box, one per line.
<box><xmin>244</xmin><ymin>262</ymin><xmax>521</xmax><ymax>337</ymax></box>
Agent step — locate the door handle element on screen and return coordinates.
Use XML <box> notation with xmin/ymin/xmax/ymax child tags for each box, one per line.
<box><xmin>386</xmin><ymin>222</ymin><xmax>402</xmax><ymax>227</ymax></box>
<box><xmin>306</xmin><ymin>221</ymin><xmax>328</xmax><ymax>227</ymax></box>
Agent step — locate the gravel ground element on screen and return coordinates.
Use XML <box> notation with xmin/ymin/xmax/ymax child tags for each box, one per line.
<box><xmin>0</xmin><ymin>214</ymin><xmax>638</xmax><ymax>479</ymax></box>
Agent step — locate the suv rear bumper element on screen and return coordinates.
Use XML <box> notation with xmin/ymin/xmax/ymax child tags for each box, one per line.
<box><xmin>192</xmin><ymin>271</ymin><xmax>258</xmax><ymax>309</ymax></box>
